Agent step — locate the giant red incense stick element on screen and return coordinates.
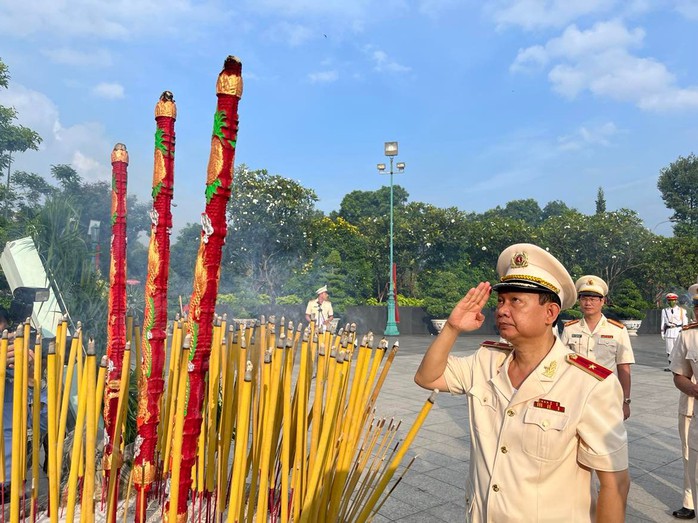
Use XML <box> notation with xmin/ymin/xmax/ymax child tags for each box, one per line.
<box><xmin>102</xmin><ymin>142</ymin><xmax>129</xmax><ymax>502</ymax></box>
<box><xmin>168</xmin><ymin>56</ymin><xmax>242</xmax><ymax>521</ymax></box>
<box><xmin>133</xmin><ymin>91</ymin><xmax>177</xmax><ymax>522</ymax></box>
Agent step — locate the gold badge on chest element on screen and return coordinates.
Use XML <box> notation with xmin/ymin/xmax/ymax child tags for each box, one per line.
<box><xmin>542</xmin><ymin>360</ymin><xmax>557</xmax><ymax>378</ymax></box>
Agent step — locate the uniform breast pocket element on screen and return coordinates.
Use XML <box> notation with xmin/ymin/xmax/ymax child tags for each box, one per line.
<box><xmin>686</xmin><ymin>349</ymin><xmax>698</xmax><ymax>363</ymax></box>
<box><xmin>598</xmin><ymin>338</ymin><xmax>617</xmax><ymax>350</ymax></box>
<box><xmin>522</xmin><ymin>407</ymin><xmax>571</xmax><ymax>461</ymax></box>
<box><xmin>566</xmin><ymin>337</ymin><xmax>580</xmax><ymax>350</ymax></box>
<box><xmin>467</xmin><ymin>384</ymin><xmax>497</xmax><ymax>436</ymax></box>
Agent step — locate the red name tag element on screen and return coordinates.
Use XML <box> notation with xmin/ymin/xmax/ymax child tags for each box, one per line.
<box><xmin>600</xmin><ymin>335</ymin><xmax>613</xmax><ymax>339</ymax></box>
<box><xmin>533</xmin><ymin>399</ymin><xmax>565</xmax><ymax>412</ymax></box>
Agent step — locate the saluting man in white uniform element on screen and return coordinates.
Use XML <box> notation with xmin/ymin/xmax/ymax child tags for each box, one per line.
<box><xmin>415</xmin><ymin>243</ymin><xmax>629</xmax><ymax>523</ymax></box>
<box><xmin>560</xmin><ymin>275</ymin><xmax>635</xmax><ymax>420</ymax></box>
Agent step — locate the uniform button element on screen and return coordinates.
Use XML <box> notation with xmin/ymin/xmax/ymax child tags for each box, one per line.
<box><xmin>542</xmin><ymin>420</ymin><xmax>550</xmax><ymax>428</ymax></box>
<box><xmin>492</xmin><ymin>484</ymin><xmax>500</xmax><ymax>492</ymax></box>
<box><xmin>500</xmin><ymin>446</ymin><xmax>508</xmax><ymax>454</ymax></box>
<box><xmin>507</xmin><ymin>409</ymin><xmax>515</xmax><ymax>417</ymax></box>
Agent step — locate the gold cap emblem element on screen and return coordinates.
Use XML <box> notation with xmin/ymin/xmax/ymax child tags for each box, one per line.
<box><xmin>511</xmin><ymin>252</ymin><xmax>529</xmax><ymax>268</ymax></box>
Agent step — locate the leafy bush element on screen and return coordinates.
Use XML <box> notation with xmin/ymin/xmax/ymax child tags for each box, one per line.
<box><xmin>365</xmin><ymin>294</ymin><xmax>424</xmax><ymax>307</ymax></box>
<box><xmin>606</xmin><ymin>279</ymin><xmax>651</xmax><ymax>320</ymax></box>
<box><xmin>276</xmin><ymin>294</ymin><xmax>303</xmax><ymax>305</ymax></box>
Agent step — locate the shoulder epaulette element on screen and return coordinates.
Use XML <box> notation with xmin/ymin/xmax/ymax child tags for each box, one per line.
<box><xmin>683</xmin><ymin>322</ymin><xmax>698</xmax><ymax>331</ymax></box>
<box><xmin>566</xmin><ymin>353</ymin><xmax>613</xmax><ymax>380</ymax></box>
<box><xmin>607</xmin><ymin>318</ymin><xmax>625</xmax><ymax>329</ymax></box>
<box><xmin>481</xmin><ymin>340</ymin><xmax>513</xmax><ymax>350</ymax></box>
<box><xmin>563</xmin><ymin>319</ymin><xmax>580</xmax><ymax>327</ymax></box>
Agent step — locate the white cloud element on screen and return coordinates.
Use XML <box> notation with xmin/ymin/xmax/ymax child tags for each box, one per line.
<box><xmin>92</xmin><ymin>82</ymin><xmax>125</xmax><ymax>100</ymax></box>
<box><xmin>308</xmin><ymin>70</ymin><xmax>339</xmax><ymax>83</ymax></box>
<box><xmin>363</xmin><ymin>45</ymin><xmax>411</xmax><ymax>73</ymax></box>
<box><xmin>557</xmin><ymin>121</ymin><xmax>619</xmax><ymax>151</ymax></box>
<box><xmin>512</xmin><ymin>21</ymin><xmax>644</xmax><ymax>72</ymax></box>
<box><xmin>0</xmin><ymin>84</ymin><xmax>112</xmax><ymax>181</ymax></box>
<box><xmin>40</xmin><ymin>47</ymin><xmax>114</xmax><ymax>67</ymax></box>
<box><xmin>511</xmin><ymin>20</ymin><xmax>698</xmax><ymax>111</ymax></box>
<box><xmin>0</xmin><ymin>0</ymin><xmax>229</xmax><ymax>39</ymax></box>
<box><xmin>487</xmin><ymin>0</ymin><xmax>617</xmax><ymax>30</ymax></box>
<box><xmin>246</xmin><ymin>0</ymin><xmax>375</xmax><ymax>18</ymax></box>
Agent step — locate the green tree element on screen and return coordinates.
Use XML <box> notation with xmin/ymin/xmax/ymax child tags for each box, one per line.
<box><xmin>482</xmin><ymin>199</ymin><xmax>543</xmax><ymax>226</ymax></box>
<box><xmin>0</xmin><ymin>59</ymin><xmax>42</xmax><ymax>218</ymax></box>
<box><xmin>657</xmin><ymin>153</ymin><xmax>698</xmax><ymax>236</ymax></box>
<box><xmin>539</xmin><ymin>208</ymin><xmax>653</xmax><ymax>293</ymax></box>
<box><xmin>394</xmin><ymin>203</ymin><xmax>469</xmax><ymax>297</ymax></box>
<box><xmin>541</xmin><ymin>200</ymin><xmax>571</xmax><ymax>220</ymax></box>
<box><xmin>30</xmin><ymin>196</ymin><xmax>109</xmax><ymax>349</ymax></box>
<box><xmin>224</xmin><ymin>165</ymin><xmax>319</xmax><ymax>300</ymax></box>
<box><xmin>334</xmin><ymin>185</ymin><xmax>409</xmax><ymax>224</ymax></box>
<box><xmin>634</xmin><ymin>235</ymin><xmax>698</xmax><ymax>305</ymax></box>
<box><xmin>605</xmin><ymin>279</ymin><xmax>651</xmax><ymax>320</ymax></box>
<box><xmin>286</xmin><ymin>216</ymin><xmax>373</xmax><ymax>312</ymax></box>
<box><xmin>595</xmin><ymin>187</ymin><xmax>606</xmax><ymax>215</ymax></box>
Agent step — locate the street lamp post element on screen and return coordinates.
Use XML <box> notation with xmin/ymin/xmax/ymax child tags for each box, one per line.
<box><xmin>377</xmin><ymin>141</ymin><xmax>405</xmax><ymax>336</ymax></box>
<box><xmin>88</xmin><ymin>220</ymin><xmax>101</xmax><ymax>271</ymax></box>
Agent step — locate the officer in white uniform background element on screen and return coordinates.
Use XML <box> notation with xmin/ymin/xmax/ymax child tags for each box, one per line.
<box><xmin>560</xmin><ymin>275</ymin><xmax>634</xmax><ymax>420</ymax></box>
<box><xmin>415</xmin><ymin>243</ymin><xmax>629</xmax><ymax>522</ymax></box>
<box><xmin>663</xmin><ymin>292</ymin><xmax>688</xmax><ymax>365</ymax></box>
<box><xmin>669</xmin><ymin>283</ymin><xmax>698</xmax><ymax>520</ymax></box>
<box><xmin>305</xmin><ymin>285</ymin><xmax>333</xmax><ymax>329</ymax></box>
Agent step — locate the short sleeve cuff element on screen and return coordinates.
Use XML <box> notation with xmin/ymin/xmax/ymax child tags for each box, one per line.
<box><xmin>443</xmin><ymin>356</ymin><xmax>466</xmax><ymax>395</ymax></box>
<box><xmin>670</xmin><ymin>359</ymin><xmax>691</xmax><ymax>376</ymax></box>
<box><xmin>578</xmin><ymin>443</ymin><xmax>628</xmax><ymax>472</ymax></box>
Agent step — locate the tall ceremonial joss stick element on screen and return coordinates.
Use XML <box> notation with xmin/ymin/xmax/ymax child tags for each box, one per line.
<box><xmin>167</xmin><ymin>55</ymin><xmax>243</xmax><ymax>522</ymax></box>
<box><xmin>133</xmin><ymin>91</ymin><xmax>177</xmax><ymax>523</ymax></box>
<box><xmin>102</xmin><ymin>143</ymin><xmax>129</xmax><ymax>511</ymax></box>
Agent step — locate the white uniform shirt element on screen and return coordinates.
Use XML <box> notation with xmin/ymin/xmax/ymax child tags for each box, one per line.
<box><xmin>679</xmin><ymin>389</ymin><xmax>695</xmax><ymax>417</ymax></box>
<box><xmin>663</xmin><ymin>306</ymin><xmax>689</xmax><ymax>339</ymax></box>
<box><xmin>670</xmin><ymin>328</ymin><xmax>698</xmax><ymax>448</ymax></box>
<box><xmin>444</xmin><ymin>339</ymin><xmax>628</xmax><ymax>523</ymax></box>
<box><xmin>559</xmin><ymin>315</ymin><xmax>635</xmax><ymax>374</ymax></box>
<box><xmin>305</xmin><ymin>299</ymin><xmax>333</xmax><ymax>325</ymax></box>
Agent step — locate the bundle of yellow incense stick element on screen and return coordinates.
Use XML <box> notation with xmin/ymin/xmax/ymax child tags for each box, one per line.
<box><xmin>0</xmin><ymin>315</ymin><xmax>434</xmax><ymax>523</ymax></box>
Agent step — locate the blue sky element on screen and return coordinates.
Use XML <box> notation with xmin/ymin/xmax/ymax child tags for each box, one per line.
<box><xmin>1</xmin><ymin>0</ymin><xmax>698</xmax><ymax>236</ymax></box>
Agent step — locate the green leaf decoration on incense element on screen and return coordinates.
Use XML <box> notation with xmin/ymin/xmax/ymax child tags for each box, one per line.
<box><xmin>205</xmin><ymin>178</ymin><xmax>221</xmax><ymax>204</ymax></box>
<box><xmin>212</xmin><ymin>110</ymin><xmax>228</xmax><ymax>142</ymax></box>
<box><xmin>189</xmin><ymin>322</ymin><xmax>199</xmax><ymax>361</ymax></box>
<box><xmin>112</xmin><ymin>176</ymin><xmax>117</xmax><ymax>192</ymax></box>
<box><xmin>154</xmin><ymin>128</ymin><xmax>166</xmax><ymax>154</ymax></box>
<box><xmin>228</xmin><ymin>139</ymin><xmax>236</xmax><ymax>149</ymax></box>
<box><xmin>152</xmin><ymin>181</ymin><xmax>163</xmax><ymax>199</ymax></box>
<box><xmin>111</xmin><ymin>212</ymin><xmax>117</xmax><ymax>226</ymax></box>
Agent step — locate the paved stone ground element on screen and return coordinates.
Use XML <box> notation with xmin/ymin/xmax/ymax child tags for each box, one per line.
<box><xmin>370</xmin><ymin>333</ymin><xmax>688</xmax><ymax>522</ymax></box>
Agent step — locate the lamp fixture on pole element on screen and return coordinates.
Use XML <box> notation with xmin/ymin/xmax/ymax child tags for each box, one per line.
<box><xmin>377</xmin><ymin>141</ymin><xmax>405</xmax><ymax>336</ymax></box>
